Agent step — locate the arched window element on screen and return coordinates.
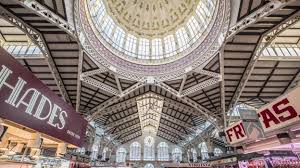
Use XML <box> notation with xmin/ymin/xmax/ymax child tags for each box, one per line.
<box><xmin>214</xmin><ymin>148</ymin><xmax>223</xmax><ymax>157</ymax></box>
<box><xmin>144</xmin><ymin>163</ymin><xmax>154</xmax><ymax>168</ymax></box>
<box><xmin>172</xmin><ymin>148</ymin><xmax>182</xmax><ymax>162</ymax></box>
<box><xmin>191</xmin><ymin>148</ymin><xmax>197</xmax><ymax>162</ymax></box>
<box><xmin>116</xmin><ymin>147</ymin><xmax>126</xmax><ymax>163</ymax></box>
<box><xmin>144</xmin><ymin>136</ymin><xmax>155</xmax><ymax>161</ymax></box>
<box><xmin>130</xmin><ymin>142</ymin><xmax>141</xmax><ymax>160</ymax></box>
<box><xmin>157</xmin><ymin>142</ymin><xmax>169</xmax><ymax>161</ymax></box>
<box><xmin>102</xmin><ymin>147</ymin><xmax>109</xmax><ymax>161</ymax></box>
<box><xmin>199</xmin><ymin>142</ymin><xmax>209</xmax><ymax>160</ymax></box>
<box><xmin>187</xmin><ymin>148</ymin><xmax>197</xmax><ymax>163</ymax></box>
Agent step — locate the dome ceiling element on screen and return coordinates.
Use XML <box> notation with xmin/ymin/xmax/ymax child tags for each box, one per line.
<box><xmin>75</xmin><ymin>0</ymin><xmax>230</xmax><ymax>81</ymax></box>
<box><xmin>105</xmin><ymin>0</ymin><xmax>200</xmax><ymax>38</ymax></box>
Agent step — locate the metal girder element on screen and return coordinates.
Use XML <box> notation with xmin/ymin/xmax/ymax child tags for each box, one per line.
<box><xmin>158</xmin><ymin>127</ymin><xmax>181</xmax><ymax>141</ymax></box>
<box><xmin>17</xmin><ymin>0</ymin><xmax>76</xmax><ymax>37</ymax></box>
<box><xmin>76</xmin><ymin>49</ymin><xmax>84</xmax><ymax>112</ymax></box>
<box><xmin>179</xmin><ymin>75</ymin><xmax>187</xmax><ymax>94</ymax></box>
<box><xmin>0</xmin><ymin>32</ymin><xmax>5</xmax><ymax>46</ymax></box>
<box><xmin>105</xmin><ymin>113</ymin><xmax>139</xmax><ymax>128</ymax></box>
<box><xmin>81</xmin><ymin>76</ymin><xmax>120</xmax><ymax>96</ymax></box>
<box><xmin>81</xmin><ymin>68</ymin><xmax>108</xmax><ymax>78</ymax></box>
<box><xmin>181</xmin><ymin>78</ymin><xmax>221</xmax><ymax>97</ymax></box>
<box><xmin>115</xmin><ymin>75</ymin><xmax>122</xmax><ymax>93</ymax></box>
<box><xmin>219</xmin><ymin>48</ymin><xmax>226</xmax><ymax>128</ymax></box>
<box><xmin>0</xmin><ymin>5</ymin><xmax>72</xmax><ymax>104</ymax></box>
<box><xmin>181</xmin><ymin>124</ymin><xmax>215</xmax><ymax>147</ymax></box>
<box><xmin>226</xmin><ymin>0</ymin><xmax>292</xmax><ymax>40</ymax></box>
<box><xmin>100</xmin><ymin>98</ymin><xmax>137</xmax><ymax>116</ymax></box>
<box><xmin>193</xmin><ymin>69</ymin><xmax>222</xmax><ymax>79</ymax></box>
<box><xmin>285</xmin><ymin>70</ymin><xmax>300</xmax><ymax>92</ymax></box>
<box><xmin>163</xmin><ymin>97</ymin><xmax>206</xmax><ymax>120</ymax></box>
<box><xmin>112</xmin><ymin>124</ymin><xmax>141</xmax><ymax>138</ymax></box>
<box><xmin>13</xmin><ymin>56</ymin><xmax>45</xmax><ymax>60</ymax></box>
<box><xmin>120</xmin><ymin>131</ymin><xmax>142</xmax><ymax>143</ymax></box>
<box><xmin>227</xmin><ymin>10</ymin><xmax>300</xmax><ymax>116</ymax></box>
<box><xmin>259</xmin><ymin>56</ymin><xmax>300</xmax><ymax>61</ymax></box>
<box><xmin>88</xmin><ymin>81</ymin><xmax>147</xmax><ymax>121</ymax></box>
<box><xmin>159</xmin><ymin>123</ymin><xmax>187</xmax><ymax>138</ymax></box>
<box><xmin>160</xmin><ymin>113</ymin><xmax>194</xmax><ymax>128</ymax></box>
<box><xmin>117</xmin><ymin>126</ymin><xmax>140</xmax><ymax>139</ymax></box>
<box><xmin>155</xmin><ymin>82</ymin><xmax>221</xmax><ymax>130</ymax></box>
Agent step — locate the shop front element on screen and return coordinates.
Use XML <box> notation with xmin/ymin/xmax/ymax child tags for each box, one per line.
<box><xmin>222</xmin><ymin>86</ymin><xmax>300</xmax><ymax>168</ymax></box>
<box><xmin>0</xmin><ymin>48</ymin><xmax>88</xmax><ymax>167</ymax></box>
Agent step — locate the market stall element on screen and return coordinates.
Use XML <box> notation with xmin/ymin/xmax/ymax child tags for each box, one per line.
<box><xmin>0</xmin><ymin>46</ymin><xmax>88</xmax><ymax>167</ymax></box>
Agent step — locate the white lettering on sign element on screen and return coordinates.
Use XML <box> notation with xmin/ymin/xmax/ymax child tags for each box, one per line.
<box><xmin>0</xmin><ymin>65</ymin><xmax>68</xmax><ymax>130</ymax></box>
<box><xmin>225</xmin><ymin>121</ymin><xmax>248</xmax><ymax>144</ymax></box>
<box><xmin>257</xmin><ymin>87</ymin><xmax>300</xmax><ymax>133</ymax></box>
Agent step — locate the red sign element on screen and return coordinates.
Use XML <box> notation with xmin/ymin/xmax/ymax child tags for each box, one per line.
<box><xmin>257</xmin><ymin>87</ymin><xmax>300</xmax><ymax>133</ymax></box>
<box><xmin>225</xmin><ymin>120</ymin><xmax>248</xmax><ymax>144</ymax></box>
<box><xmin>0</xmin><ymin>48</ymin><xmax>87</xmax><ymax>147</ymax></box>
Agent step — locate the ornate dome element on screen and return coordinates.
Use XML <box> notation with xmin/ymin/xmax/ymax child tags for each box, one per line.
<box><xmin>105</xmin><ymin>0</ymin><xmax>201</xmax><ymax>38</ymax></box>
<box><xmin>75</xmin><ymin>0</ymin><xmax>230</xmax><ymax>81</ymax></box>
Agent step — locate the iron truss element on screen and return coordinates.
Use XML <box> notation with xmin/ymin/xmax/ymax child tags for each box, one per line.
<box><xmin>0</xmin><ymin>4</ymin><xmax>71</xmax><ymax>104</ymax></box>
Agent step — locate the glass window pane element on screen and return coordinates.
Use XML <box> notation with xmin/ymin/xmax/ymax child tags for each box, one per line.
<box><xmin>19</xmin><ymin>45</ymin><xmax>28</xmax><ymax>54</ymax></box>
<box><xmin>176</xmin><ymin>28</ymin><xmax>190</xmax><ymax>52</ymax></box>
<box><xmin>130</xmin><ymin>142</ymin><xmax>141</xmax><ymax>161</ymax></box>
<box><xmin>164</xmin><ymin>35</ymin><xmax>177</xmax><ymax>57</ymax></box>
<box><xmin>112</xmin><ymin>27</ymin><xmax>126</xmax><ymax>51</ymax></box>
<box><xmin>138</xmin><ymin>38</ymin><xmax>150</xmax><ymax>59</ymax></box>
<box><xmin>274</xmin><ymin>47</ymin><xmax>283</xmax><ymax>56</ymax></box>
<box><xmin>287</xmin><ymin>47</ymin><xmax>297</xmax><ymax>56</ymax></box>
<box><xmin>124</xmin><ymin>34</ymin><xmax>137</xmax><ymax>57</ymax></box>
<box><xmin>151</xmin><ymin>39</ymin><xmax>163</xmax><ymax>59</ymax></box>
<box><xmin>281</xmin><ymin>47</ymin><xmax>291</xmax><ymax>56</ymax></box>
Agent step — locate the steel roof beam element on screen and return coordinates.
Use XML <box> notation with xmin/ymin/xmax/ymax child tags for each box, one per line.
<box><xmin>81</xmin><ymin>67</ymin><xmax>108</xmax><ymax>78</ymax></box>
<box><xmin>0</xmin><ymin>5</ymin><xmax>72</xmax><ymax>104</ymax></box>
<box><xmin>18</xmin><ymin>0</ymin><xmax>76</xmax><ymax>37</ymax></box>
<box><xmin>227</xmin><ymin>10</ymin><xmax>300</xmax><ymax>118</ymax></box>
<box><xmin>159</xmin><ymin>123</ymin><xmax>187</xmax><ymax>138</ymax></box>
<box><xmin>81</xmin><ymin>76</ymin><xmax>120</xmax><ymax>96</ymax></box>
<box><xmin>226</xmin><ymin>0</ymin><xmax>292</xmax><ymax>40</ymax></box>
<box><xmin>155</xmin><ymin>81</ymin><xmax>221</xmax><ymax>130</ymax></box>
<box><xmin>88</xmin><ymin>81</ymin><xmax>147</xmax><ymax>121</ymax></box>
<box><xmin>105</xmin><ymin>113</ymin><xmax>139</xmax><ymax>128</ymax></box>
<box><xmin>76</xmin><ymin>49</ymin><xmax>84</xmax><ymax>112</ymax></box>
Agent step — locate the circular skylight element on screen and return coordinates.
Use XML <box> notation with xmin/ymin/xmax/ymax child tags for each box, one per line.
<box><xmin>87</xmin><ymin>0</ymin><xmax>217</xmax><ymax>65</ymax></box>
<box><xmin>75</xmin><ymin>0</ymin><xmax>230</xmax><ymax>81</ymax></box>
